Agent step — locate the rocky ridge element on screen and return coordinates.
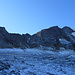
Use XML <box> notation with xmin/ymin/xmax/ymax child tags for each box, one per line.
<box><xmin>0</xmin><ymin>26</ymin><xmax>75</xmax><ymax>50</ymax></box>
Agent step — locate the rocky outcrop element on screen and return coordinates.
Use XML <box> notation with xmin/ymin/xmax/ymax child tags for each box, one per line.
<box><xmin>36</xmin><ymin>26</ymin><xmax>62</xmax><ymax>49</ymax></box>
<box><xmin>0</xmin><ymin>27</ymin><xmax>13</xmax><ymax>48</ymax></box>
<box><xmin>0</xmin><ymin>26</ymin><xmax>75</xmax><ymax>50</ymax></box>
<box><xmin>0</xmin><ymin>61</ymin><xmax>10</xmax><ymax>71</ymax></box>
<box><xmin>61</xmin><ymin>26</ymin><xmax>75</xmax><ymax>50</ymax></box>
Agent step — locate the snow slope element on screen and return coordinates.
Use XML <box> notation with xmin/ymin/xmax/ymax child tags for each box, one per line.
<box><xmin>71</xmin><ymin>28</ymin><xmax>75</xmax><ymax>37</ymax></box>
<box><xmin>0</xmin><ymin>48</ymin><xmax>75</xmax><ymax>75</ymax></box>
<box><xmin>59</xmin><ymin>39</ymin><xmax>70</xmax><ymax>44</ymax></box>
<box><xmin>72</xmin><ymin>28</ymin><xmax>75</xmax><ymax>31</ymax></box>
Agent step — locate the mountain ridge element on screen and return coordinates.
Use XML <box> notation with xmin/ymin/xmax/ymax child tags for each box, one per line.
<box><xmin>0</xmin><ymin>26</ymin><xmax>75</xmax><ymax>50</ymax></box>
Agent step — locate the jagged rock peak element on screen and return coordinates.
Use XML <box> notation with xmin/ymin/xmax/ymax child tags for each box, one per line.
<box><xmin>62</xmin><ymin>26</ymin><xmax>75</xmax><ymax>34</ymax></box>
<box><xmin>62</xmin><ymin>26</ymin><xmax>74</xmax><ymax>31</ymax></box>
<box><xmin>41</xmin><ymin>26</ymin><xmax>60</xmax><ymax>31</ymax></box>
<box><xmin>48</xmin><ymin>26</ymin><xmax>59</xmax><ymax>29</ymax></box>
<box><xmin>0</xmin><ymin>26</ymin><xmax>5</xmax><ymax>29</ymax></box>
<box><xmin>0</xmin><ymin>26</ymin><xmax>8</xmax><ymax>33</ymax></box>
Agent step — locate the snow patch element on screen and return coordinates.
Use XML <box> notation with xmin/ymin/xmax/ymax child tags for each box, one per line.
<box><xmin>58</xmin><ymin>50</ymin><xmax>75</xmax><ymax>56</ymax></box>
<box><xmin>71</xmin><ymin>32</ymin><xmax>75</xmax><ymax>37</ymax></box>
<box><xmin>72</xmin><ymin>28</ymin><xmax>75</xmax><ymax>31</ymax></box>
<box><xmin>39</xmin><ymin>45</ymin><xmax>54</xmax><ymax>50</ymax></box>
<box><xmin>60</xmin><ymin>47</ymin><xmax>65</xmax><ymax>50</ymax></box>
<box><xmin>59</xmin><ymin>39</ymin><xmax>70</xmax><ymax>44</ymax></box>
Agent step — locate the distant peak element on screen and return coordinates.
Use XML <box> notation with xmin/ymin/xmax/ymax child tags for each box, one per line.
<box><xmin>62</xmin><ymin>26</ymin><xmax>74</xmax><ymax>31</ymax></box>
<box><xmin>49</xmin><ymin>26</ymin><xmax>59</xmax><ymax>29</ymax></box>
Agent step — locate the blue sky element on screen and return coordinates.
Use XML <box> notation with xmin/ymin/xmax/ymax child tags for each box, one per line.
<box><xmin>0</xmin><ymin>0</ymin><xmax>75</xmax><ymax>35</ymax></box>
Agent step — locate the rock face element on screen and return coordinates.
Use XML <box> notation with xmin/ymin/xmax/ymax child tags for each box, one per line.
<box><xmin>0</xmin><ymin>26</ymin><xmax>75</xmax><ymax>50</ymax></box>
<box><xmin>0</xmin><ymin>27</ymin><xmax>13</xmax><ymax>48</ymax></box>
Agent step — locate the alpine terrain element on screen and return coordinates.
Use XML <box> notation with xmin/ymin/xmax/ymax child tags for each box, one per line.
<box><xmin>0</xmin><ymin>26</ymin><xmax>75</xmax><ymax>75</ymax></box>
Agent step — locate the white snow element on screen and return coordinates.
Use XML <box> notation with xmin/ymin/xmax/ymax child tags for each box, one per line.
<box><xmin>60</xmin><ymin>47</ymin><xmax>65</xmax><ymax>50</ymax></box>
<box><xmin>0</xmin><ymin>48</ymin><xmax>75</xmax><ymax>75</ymax></box>
<box><xmin>71</xmin><ymin>28</ymin><xmax>75</xmax><ymax>37</ymax></box>
<box><xmin>71</xmin><ymin>32</ymin><xmax>75</xmax><ymax>37</ymax></box>
<box><xmin>39</xmin><ymin>45</ymin><xmax>54</xmax><ymax>50</ymax></box>
<box><xmin>58</xmin><ymin>50</ymin><xmax>75</xmax><ymax>56</ymax></box>
<box><xmin>72</xmin><ymin>28</ymin><xmax>75</xmax><ymax>31</ymax></box>
<box><xmin>59</xmin><ymin>39</ymin><xmax>70</xmax><ymax>44</ymax></box>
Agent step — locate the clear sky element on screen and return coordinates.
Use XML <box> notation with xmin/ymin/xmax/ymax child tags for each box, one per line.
<box><xmin>0</xmin><ymin>0</ymin><xmax>75</xmax><ymax>35</ymax></box>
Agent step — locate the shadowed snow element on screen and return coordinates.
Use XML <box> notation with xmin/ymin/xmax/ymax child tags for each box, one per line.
<box><xmin>59</xmin><ymin>39</ymin><xmax>70</xmax><ymax>44</ymax></box>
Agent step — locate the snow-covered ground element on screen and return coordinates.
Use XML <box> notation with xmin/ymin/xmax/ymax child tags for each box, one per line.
<box><xmin>0</xmin><ymin>48</ymin><xmax>75</xmax><ymax>75</ymax></box>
